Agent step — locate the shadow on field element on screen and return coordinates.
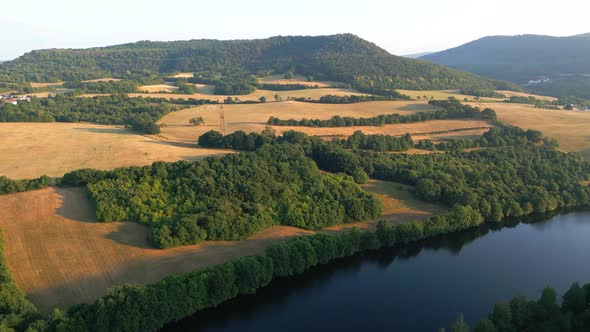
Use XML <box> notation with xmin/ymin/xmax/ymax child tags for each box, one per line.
<box><xmin>141</xmin><ymin>139</ymin><xmax>198</xmax><ymax>149</ymax></box>
<box><xmin>104</xmin><ymin>223</ymin><xmax>153</xmax><ymax>249</ymax></box>
<box><xmin>397</xmin><ymin>103</ymin><xmax>435</xmax><ymax>111</ymax></box>
<box><xmin>73</xmin><ymin>127</ymin><xmax>134</xmax><ymax>135</ymax></box>
<box><xmin>55</xmin><ymin>187</ymin><xmax>96</xmax><ymax>223</ymax></box>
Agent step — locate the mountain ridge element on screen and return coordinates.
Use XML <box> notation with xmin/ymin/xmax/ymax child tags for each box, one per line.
<box><xmin>0</xmin><ymin>34</ymin><xmax>513</xmax><ymax>92</ymax></box>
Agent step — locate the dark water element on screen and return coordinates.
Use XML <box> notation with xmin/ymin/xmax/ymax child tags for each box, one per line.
<box><xmin>162</xmin><ymin>211</ymin><xmax>590</xmax><ymax>331</ymax></box>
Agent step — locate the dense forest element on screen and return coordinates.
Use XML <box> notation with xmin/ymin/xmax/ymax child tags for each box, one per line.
<box><xmin>0</xmin><ymin>34</ymin><xmax>512</xmax><ymax>93</ymax></box>
<box><xmin>449</xmin><ymin>281</ymin><xmax>590</xmax><ymax>331</ymax></box>
<box><xmin>415</xmin><ymin>125</ymin><xmax>556</xmax><ymax>151</ymax></box>
<box><xmin>63</xmin><ymin>80</ymin><xmax>140</xmax><ymax>94</ymax></box>
<box><xmin>268</xmin><ymin>98</ymin><xmax>497</xmax><ymax>127</ymax></box>
<box><xmin>0</xmin><ymin>95</ymin><xmax>185</xmax><ymax>134</ymax></box>
<box><xmin>61</xmin><ymin>144</ymin><xmax>380</xmax><ymax>248</ymax></box>
<box><xmin>313</xmin><ymin>143</ymin><xmax>590</xmax><ymax>222</ymax></box>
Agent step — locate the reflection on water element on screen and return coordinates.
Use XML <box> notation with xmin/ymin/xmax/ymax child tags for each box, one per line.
<box><xmin>161</xmin><ymin>209</ymin><xmax>590</xmax><ymax>332</ymax></box>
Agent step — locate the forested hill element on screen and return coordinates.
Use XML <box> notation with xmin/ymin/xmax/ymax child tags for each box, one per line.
<box><xmin>422</xmin><ymin>34</ymin><xmax>590</xmax><ymax>82</ymax></box>
<box><xmin>0</xmin><ymin>34</ymin><xmax>510</xmax><ymax>91</ymax></box>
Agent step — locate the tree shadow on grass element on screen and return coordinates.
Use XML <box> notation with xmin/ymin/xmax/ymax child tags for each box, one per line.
<box><xmin>73</xmin><ymin>127</ymin><xmax>134</xmax><ymax>135</ymax></box>
<box><xmin>54</xmin><ymin>187</ymin><xmax>96</xmax><ymax>223</ymax></box>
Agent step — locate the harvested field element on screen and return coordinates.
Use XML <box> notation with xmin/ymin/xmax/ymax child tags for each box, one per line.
<box><xmin>0</xmin><ymin>181</ymin><xmax>442</xmax><ymax>312</ymax></box>
<box><xmin>170</xmin><ymin>72</ymin><xmax>194</xmax><ymax>78</ymax></box>
<box><xmin>29</xmin><ymin>82</ymin><xmax>64</xmax><ymax>88</ymax></box>
<box><xmin>156</xmin><ymin>100</ymin><xmax>440</xmax><ymax>143</ymax></box>
<box><xmin>258</xmin><ymin>74</ymin><xmax>338</xmax><ymax>88</ymax></box>
<box><xmin>270</xmin><ymin>120</ymin><xmax>492</xmax><ymax>140</ymax></box>
<box><xmin>138</xmin><ymin>84</ymin><xmax>178</xmax><ymax>93</ymax></box>
<box><xmin>120</xmin><ymin>86</ymin><xmax>366</xmax><ymax>102</ymax></box>
<box><xmin>496</xmin><ymin>90</ymin><xmax>557</xmax><ymax>102</ymax></box>
<box><xmin>0</xmin><ymin>123</ymin><xmax>230</xmax><ymax>179</ymax></box>
<box><xmin>397</xmin><ymin>89</ymin><xmax>503</xmax><ymax>102</ymax></box>
<box><xmin>472</xmin><ymin>102</ymin><xmax>590</xmax><ymax>158</ymax></box>
<box><xmin>81</xmin><ymin>78</ymin><xmax>122</xmax><ymax>83</ymax></box>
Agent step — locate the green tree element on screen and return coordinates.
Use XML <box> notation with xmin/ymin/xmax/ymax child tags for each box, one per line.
<box><xmin>451</xmin><ymin>313</ymin><xmax>470</xmax><ymax>332</ymax></box>
<box><xmin>473</xmin><ymin>318</ymin><xmax>498</xmax><ymax>332</ymax></box>
<box><xmin>491</xmin><ymin>303</ymin><xmax>512</xmax><ymax>332</ymax></box>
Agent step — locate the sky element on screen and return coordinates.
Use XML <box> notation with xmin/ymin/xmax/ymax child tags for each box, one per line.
<box><xmin>2</xmin><ymin>0</ymin><xmax>589</xmax><ymax>60</ymax></box>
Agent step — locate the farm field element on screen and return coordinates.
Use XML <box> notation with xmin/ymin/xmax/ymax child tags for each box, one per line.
<box><xmin>81</xmin><ymin>78</ymin><xmax>122</xmax><ymax>83</ymax></box>
<box><xmin>397</xmin><ymin>89</ymin><xmax>503</xmax><ymax>102</ymax></box>
<box><xmin>0</xmin><ymin>123</ymin><xmax>229</xmax><ymax>179</ymax></box>
<box><xmin>121</xmin><ymin>86</ymin><xmax>366</xmax><ymax>102</ymax></box>
<box><xmin>496</xmin><ymin>90</ymin><xmax>558</xmax><ymax>102</ymax></box>
<box><xmin>169</xmin><ymin>72</ymin><xmax>194</xmax><ymax>78</ymax></box>
<box><xmin>156</xmin><ymin>100</ymin><xmax>440</xmax><ymax>143</ymax></box>
<box><xmin>258</xmin><ymin>74</ymin><xmax>339</xmax><ymax>88</ymax></box>
<box><xmin>472</xmin><ymin>102</ymin><xmax>590</xmax><ymax>158</ymax></box>
<box><xmin>155</xmin><ymin>100</ymin><xmax>490</xmax><ymax>144</ymax></box>
<box><xmin>29</xmin><ymin>82</ymin><xmax>64</xmax><ymax>88</ymax></box>
<box><xmin>138</xmin><ymin>84</ymin><xmax>178</xmax><ymax>93</ymax></box>
<box><xmin>0</xmin><ymin>181</ymin><xmax>442</xmax><ymax>312</ymax></box>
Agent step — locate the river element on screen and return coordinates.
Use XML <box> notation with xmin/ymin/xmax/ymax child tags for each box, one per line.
<box><xmin>162</xmin><ymin>211</ymin><xmax>590</xmax><ymax>331</ymax></box>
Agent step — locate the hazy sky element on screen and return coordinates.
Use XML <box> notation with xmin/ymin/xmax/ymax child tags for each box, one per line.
<box><xmin>2</xmin><ymin>0</ymin><xmax>588</xmax><ymax>60</ymax></box>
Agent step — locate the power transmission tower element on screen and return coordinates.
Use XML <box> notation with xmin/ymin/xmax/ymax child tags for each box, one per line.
<box><xmin>219</xmin><ymin>104</ymin><xmax>226</xmax><ymax>135</ymax></box>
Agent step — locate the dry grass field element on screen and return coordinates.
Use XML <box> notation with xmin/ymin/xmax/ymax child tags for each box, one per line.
<box><xmin>156</xmin><ymin>100</ymin><xmax>437</xmax><ymax>142</ymax></box>
<box><xmin>472</xmin><ymin>102</ymin><xmax>590</xmax><ymax>158</ymax></box>
<box><xmin>123</xmin><ymin>86</ymin><xmax>367</xmax><ymax>102</ymax></box>
<box><xmin>29</xmin><ymin>82</ymin><xmax>64</xmax><ymax>88</ymax></box>
<box><xmin>496</xmin><ymin>90</ymin><xmax>557</xmax><ymax>102</ymax></box>
<box><xmin>170</xmin><ymin>72</ymin><xmax>194</xmax><ymax>78</ymax></box>
<box><xmin>397</xmin><ymin>89</ymin><xmax>503</xmax><ymax>102</ymax></box>
<box><xmin>0</xmin><ymin>181</ymin><xmax>442</xmax><ymax>312</ymax></box>
<box><xmin>81</xmin><ymin>78</ymin><xmax>122</xmax><ymax>83</ymax></box>
<box><xmin>258</xmin><ymin>74</ymin><xmax>338</xmax><ymax>88</ymax></box>
<box><xmin>0</xmin><ymin>123</ymin><xmax>229</xmax><ymax>179</ymax></box>
<box><xmin>398</xmin><ymin>89</ymin><xmax>557</xmax><ymax>103</ymax></box>
<box><xmin>138</xmin><ymin>84</ymin><xmax>179</xmax><ymax>93</ymax></box>
<box><xmin>155</xmin><ymin>100</ymin><xmax>490</xmax><ymax>144</ymax></box>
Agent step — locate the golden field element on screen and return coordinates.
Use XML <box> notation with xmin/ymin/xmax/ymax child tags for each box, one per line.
<box><xmin>472</xmin><ymin>102</ymin><xmax>590</xmax><ymax>158</ymax></box>
<box><xmin>0</xmin><ymin>123</ymin><xmax>229</xmax><ymax>179</ymax></box>
<box><xmin>0</xmin><ymin>181</ymin><xmax>441</xmax><ymax>312</ymax></box>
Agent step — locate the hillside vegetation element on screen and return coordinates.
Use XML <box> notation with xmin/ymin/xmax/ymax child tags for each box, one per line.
<box><xmin>0</xmin><ymin>34</ymin><xmax>510</xmax><ymax>92</ymax></box>
<box><xmin>422</xmin><ymin>33</ymin><xmax>590</xmax><ymax>99</ymax></box>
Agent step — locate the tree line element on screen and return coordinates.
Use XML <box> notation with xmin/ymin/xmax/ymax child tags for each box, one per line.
<box><xmin>290</xmin><ymin>93</ymin><xmax>409</xmax><ymax>104</ymax></box>
<box><xmin>333</xmin><ymin>131</ymin><xmax>414</xmax><ymax>151</ymax></box>
<box><xmin>448</xmin><ymin>281</ymin><xmax>590</xmax><ymax>331</ymax></box>
<box><xmin>2</xmin><ymin>199</ymin><xmax>489</xmax><ymax>332</ymax></box>
<box><xmin>267</xmin><ymin>98</ymin><xmax>497</xmax><ymax>127</ymax></box>
<box><xmin>0</xmin><ymin>175</ymin><xmax>51</xmax><ymax>195</ymax></box>
<box><xmin>0</xmin><ymin>95</ymin><xmax>184</xmax><ymax>134</ymax></box>
<box><xmin>63</xmin><ymin>80</ymin><xmax>140</xmax><ymax>94</ymax></box>
<box><xmin>62</xmin><ymin>144</ymin><xmax>381</xmax><ymax>248</ymax></box>
<box><xmin>459</xmin><ymin>88</ymin><xmax>506</xmax><ymax>99</ymax></box>
<box><xmin>415</xmin><ymin>125</ymin><xmax>555</xmax><ymax>151</ymax></box>
<box><xmin>256</xmin><ymin>83</ymin><xmax>319</xmax><ymax>91</ymax></box>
